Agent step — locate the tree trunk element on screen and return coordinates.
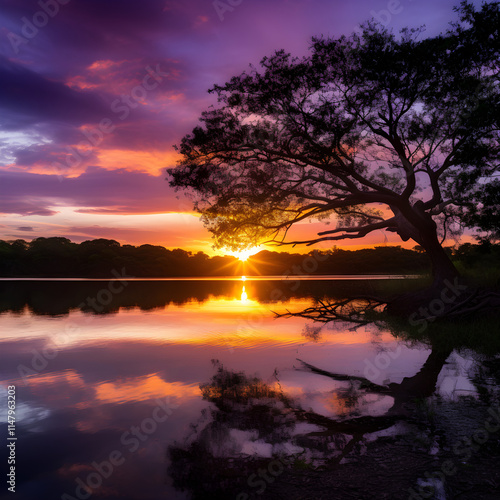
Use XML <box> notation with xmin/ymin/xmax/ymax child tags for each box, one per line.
<box><xmin>386</xmin><ymin>204</ymin><xmax>463</xmax><ymax>316</ymax></box>
<box><xmin>390</xmin><ymin>203</ymin><xmax>460</xmax><ymax>288</ymax></box>
<box><xmin>419</xmin><ymin>225</ymin><xmax>460</xmax><ymax>289</ymax></box>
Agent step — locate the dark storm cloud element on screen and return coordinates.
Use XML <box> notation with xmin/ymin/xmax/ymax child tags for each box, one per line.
<box><xmin>1</xmin><ymin>0</ymin><xmax>215</xmax><ymax>69</ymax></box>
<box><xmin>0</xmin><ymin>56</ymin><xmax>110</xmax><ymax>128</ymax></box>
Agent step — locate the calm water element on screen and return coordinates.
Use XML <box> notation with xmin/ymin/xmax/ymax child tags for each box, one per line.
<box><xmin>0</xmin><ymin>278</ymin><xmax>497</xmax><ymax>499</ymax></box>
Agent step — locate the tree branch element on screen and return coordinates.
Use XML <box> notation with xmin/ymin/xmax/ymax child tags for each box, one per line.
<box><xmin>317</xmin><ymin>218</ymin><xmax>396</xmax><ymax>237</ymax></box>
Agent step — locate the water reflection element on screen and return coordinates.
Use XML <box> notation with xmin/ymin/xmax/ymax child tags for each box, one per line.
<box><xmin>0</xmin><ymin>280</ymin><xmax>498</xmax><ymax>499</ymax></box>
<box><xmin>168</xmin><ymin>352</ymin><xmax>499</xmax><ymax>500</ymax></box>
<box><xmin>0</xmin><ymin>278</ymin><xmax>413</xmax><ymax>316</ymax></box>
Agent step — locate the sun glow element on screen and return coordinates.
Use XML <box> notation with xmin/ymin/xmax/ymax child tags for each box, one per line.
<box><xmin>225</xmin><ymin>247</ymin><xmax>262</xmax><ymax>261</ymax></box>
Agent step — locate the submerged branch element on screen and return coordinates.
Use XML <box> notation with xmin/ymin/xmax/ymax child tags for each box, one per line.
<box><xmin>296</xmin><ymin>358</ymin><xmax>391</xmax><ymax>394</ymax></box>
<box><xmin>275</xmin><ymin>297</ymin><xmax>387</xmax><ymax>323</ymax></box>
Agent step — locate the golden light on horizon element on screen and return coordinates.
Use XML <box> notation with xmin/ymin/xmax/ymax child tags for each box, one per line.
<box><xmin>224</xmin><ymin>246</ymin><xmax>262</xmax><ymax>261</ymax></box>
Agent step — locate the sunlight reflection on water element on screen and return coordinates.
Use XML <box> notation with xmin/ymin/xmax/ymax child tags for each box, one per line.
<box><xmin>0</xmin><ymin>278</ymin><xmax>487</xmax><ymax>499</ymax></box>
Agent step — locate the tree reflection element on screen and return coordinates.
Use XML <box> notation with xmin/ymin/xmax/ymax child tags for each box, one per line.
<box><xmin>296</xmin><ymin>344</ymin><xmax>452</xmax><ymax>418</ymax></box>
<box><xmin>0</xmin><ymin>279</ymin><xmax>382</xmax><ymax>316</ymax></box>
<box><xmin>168</xmin><ymin>360</ymin><xmax>298</xmax><ymax>499</ymax></box>
<box><xmin>167</xmin><ymin>335</ymin><xmax>452</xmax><ymax>499</ymax></box>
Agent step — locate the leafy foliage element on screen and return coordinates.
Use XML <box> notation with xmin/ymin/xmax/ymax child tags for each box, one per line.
<box><xmin>168</xmin><ymin>2</ymin><xmax>499</xmax><ymax>279</ymax></box>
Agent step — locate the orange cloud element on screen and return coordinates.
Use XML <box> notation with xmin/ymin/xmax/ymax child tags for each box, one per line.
<box><xmin>95</xmin><ymin>148</ymin><xmax>179</xmax><ymax>175</ymax></box>
<box><xmin>87</xmin><ymin>59</ymin><xmax>123</xmax><ymax>72</ymax></box>
<box><xmin>95</xmin><ymin>373</ymin><xmax>199</xmax><ymax>404</ymax></box>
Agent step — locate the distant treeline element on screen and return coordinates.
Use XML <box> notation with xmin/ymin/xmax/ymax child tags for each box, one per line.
<box><xmin>0</xmin><ymin>237</ymin><xmax>498</xmax><ymax>278</ymax></box>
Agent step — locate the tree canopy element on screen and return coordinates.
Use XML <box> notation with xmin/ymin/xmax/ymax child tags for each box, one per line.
<box><xmin>168</xmin><ymin>1</ymin><xmax>499</xmax><ymax>285</ymax></box>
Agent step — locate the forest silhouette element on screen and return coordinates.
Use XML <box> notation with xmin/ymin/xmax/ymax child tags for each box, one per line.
<box><xmin>0</xmin><ymin>237</ymin><xmax>498</xmax><ymax>278</ymax></box>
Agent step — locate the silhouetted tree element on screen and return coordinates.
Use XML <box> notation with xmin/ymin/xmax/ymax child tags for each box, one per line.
<box><xmin>460</xmin><ymin>180</ymin><xmax>500</xmax><ymax>240</ymax></box>
<box><xmin>168</xmin><ymin>2</ymin><xmax>499</xmax><ymax>291</ymax></box>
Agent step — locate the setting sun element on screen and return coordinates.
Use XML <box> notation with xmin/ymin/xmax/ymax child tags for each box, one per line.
<box><xmin>224</xmin><ymin>247</ymin><xmax>262</xmax><ymax>261</ymax></box>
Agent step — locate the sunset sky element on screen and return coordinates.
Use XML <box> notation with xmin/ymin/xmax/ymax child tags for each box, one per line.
<box><xmin>0</xmin><ymin>0</ymin><xmax>484</xmax><ymax>254</ymax></box>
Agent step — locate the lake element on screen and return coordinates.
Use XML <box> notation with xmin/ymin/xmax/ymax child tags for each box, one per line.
<box><xmin>1</xmin><ymin>277</ymin><xmax>499</xmax><ymax>500</ymax></box>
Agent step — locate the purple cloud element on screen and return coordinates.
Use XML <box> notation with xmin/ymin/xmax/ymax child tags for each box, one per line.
<box><xmin>0</xmin><ymin>56</ymin><xmax>111</xmax><ymax>129</ymax></box>
<box><xmin>0</xmin><ymin>167</ymin><xmax>187</xmax><ymax>215</ymax></box>
<box><xmin>0</xmin><ymin>0</ymin><xmax>484</xmax><ymax>248</ymax></box>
